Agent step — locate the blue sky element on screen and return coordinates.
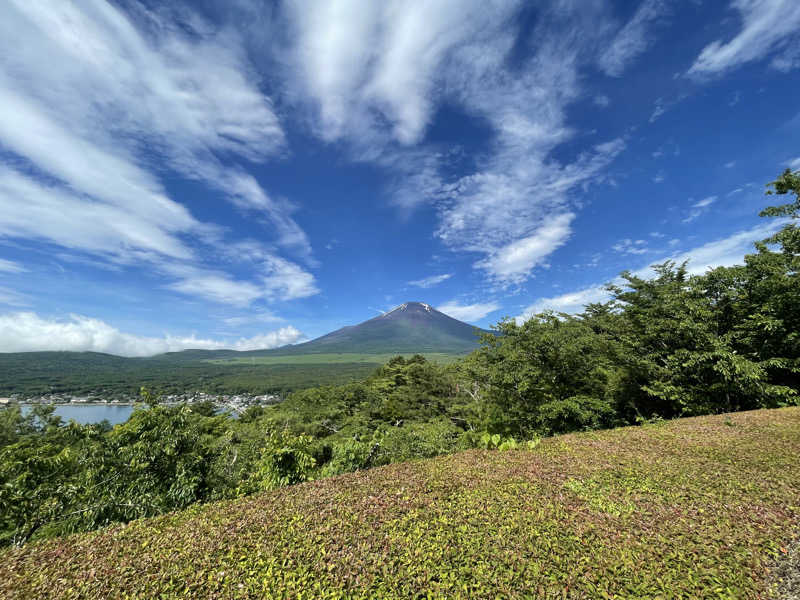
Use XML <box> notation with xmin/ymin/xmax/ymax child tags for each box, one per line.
<box><xmin>0</xmin><ymin>0</ymin><xmax>799</xmax><ymax>356</ymax></box>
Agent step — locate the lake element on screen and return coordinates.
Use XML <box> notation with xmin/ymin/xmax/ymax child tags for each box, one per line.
<box><xmin>21</xmin><ymin>404</ymin><xmax>136</xmax><ymax>425</ymax></box>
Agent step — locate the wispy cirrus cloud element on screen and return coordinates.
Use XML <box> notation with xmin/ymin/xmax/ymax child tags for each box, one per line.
<box><xmin>0</xmin><ymin>0</ymin><xmax>318</xmax><ymax>305</ymax></box>
<box><xmin>473</xmin><ymin>213</ymin><xmax>575</xmax><ymax>286</ymax></box>
<box><xmin>282</xmin><ymin>0</ymin><xmax>518</xmax><ymax>147</ymax></box>
<box><xmin>0</xmin><ymin>163</ymin><xmax>197</xmax><ymax>263</ymax></box>
<box><xmin>408</xmin><ymin>273</ymin><xmax>452</xmax><ymax>288</ymax></box>
<box><xmin>0</xmin><ymin>312</ymin><xmax>304</xmax><ymax>356</ymax></box>
<box><xmin>688</xmin><ymin>0</ymin><xmax>800</xmax><ymax>76</ymax></box>
<box><xmin>163</xmin><ymin>257</ymin><xmax>319</xmax><ymax>308</ymax></box>
<box><xmin>683</xmin><ymin>195</ymin><xmax>718</xmax><ymax>223</ymax></box>
<box><xmin>0</xmin><ymin>287</ymin><xmax>28</xmax><ymax>307</ymax></box>
<box><xmin>279</xmin><ymin>1</ymin><xmax>627</xmax><ymax>287</ymax></box>
<box><xmin>598</xmin><ymin>0</ymin><xmax>671</xmax><ymax>77</ymax></box>
<box><xmin>0</xmin><ymin>258</ymin><xmax>26</xmax><ymax>273</ymax></box>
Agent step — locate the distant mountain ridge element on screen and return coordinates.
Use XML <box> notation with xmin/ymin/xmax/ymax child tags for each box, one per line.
<box><xmin>0</xmin><ymin>302</ymin><xmax>490</xmax><ymax>396</ymax></box>
<box><xmin>260</xmin><ymin>301</ymin><xmax>491</xmax><ymax>355</ymax></box>
<box><xmin>0</xmin><ymin>303</ymin><xmax>488</xmax><ymax>361</ymax></box>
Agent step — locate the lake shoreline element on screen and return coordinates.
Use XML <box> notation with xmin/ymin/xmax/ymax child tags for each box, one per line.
<box><xmin>19</xmin><ymin>402</ymin><xmax>137</xmax><ymax>406</ymax></box>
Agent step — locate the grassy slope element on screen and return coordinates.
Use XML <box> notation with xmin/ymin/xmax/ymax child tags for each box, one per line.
<box><xmin>2</xmin><ymin>408</ymin><xmax>799</xmax><ymax>599</ymax></box>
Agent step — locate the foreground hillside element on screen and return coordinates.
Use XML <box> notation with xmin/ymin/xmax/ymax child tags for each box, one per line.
<box><xmin>2</xmin><ymin>408</ymin><xmax>799</xmax><ymax>599</ymax></box>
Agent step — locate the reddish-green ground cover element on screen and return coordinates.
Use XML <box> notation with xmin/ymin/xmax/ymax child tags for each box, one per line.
<box><xmin>2</xmin><ymin>407</ymin><xmax>799</xmax><ymax>599</ymax></box>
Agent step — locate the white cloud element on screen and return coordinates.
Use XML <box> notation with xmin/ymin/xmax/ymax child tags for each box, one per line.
<box><xmin>693</xmin><ymin>195</ymin><xmax>718</xmax><ymax>208</ymax></box>
<box><xmin>0</xmin><ymin>1</ymin><xmax>295</xmax><ymax>231</ymax></box>
<box><xmin>612</xmin><ymin>238</ymin><xmax>649</xmax><ymax>255</ymax></box>
<box><xmin>223</xmin><ymin>312</ymin><xmax>285</xmax><ymax>327</ymax></box>
<box><xmin>650</xmin><ymin>98</ymin><xmax>666</xmax><ymax>122</ymax></box>
<box><xmin>280</xmin><ymin>2</ymin><xmax>626</xmax><ymax>286</ymax></box>
<box><xmin>164</xmin><ymin>269</ymin><xmax>264</xmax><ymax>308</ymax></box>
<box><xmin>0</xmin><ymin>164</ymin><xmax>320</xmax><ymax>307</ymax></box>
<box><xmin>261</xmin><ymin>256</ymin><xmax>320</xmax><ymax>301</ymax></box>
<box><xmin>475</xmin><ymin>213</ymin><xmax>574</xmax><ymax>285</ymax></box>
<box><xmin>0</xmin><ymin>312</ymin><xmax>304</xmax><ymax>357</ymax></box>
<box><xmin>518</xmin><ymin>221</ymin><xmax>784</xmax><ymax>320</ymax></box>
<box><xmin>788</xmin><ymin>157</ymin><xmax>800</xmax><ymax>170</ymax></box>
<box><xmin>408</xmin><ymin>273</ymin><xmax>452</xmax><ymax>288</ymax></box>
<box><xmin>598</xmin><ymin>0</ymin><xmax>670</xmax><ymax>77</ymax></box>
<box><xmin>0</xmin><ymin>0</ymin><xmax>316</xmax><ymax>304</ymax></box>
<box><xmin>164</xmin><ymin>257</ymin><xmax>319</xmax><ymax>306</ymax></box>
<box><xmin>437</xmin><ymin>301</ymin><xmax>500</xmax><ymax>322</ymax></box>
<box><xmin>688</xmin><ymin>0</ymin><xmax>800</xmax><ymax>76</ymax></box>
<box><xmin>725</xmin><ymin>161</ymin><xmax>737</xmax><ymax>168</ymax></box>
<box><xmin>283</xmin><ymin>0</ymin><xmax>517</xmax><ymax>146</ymax></box>
<box><xmin>0</xmin><ymin>164</ymin><xmax>196</xmax><ymax>262</ymax></box>
<box><xmin>683</xmin><ymin>195</ymin><xmax>718</xmax><ymax>223</ymax></box>
<box><xmin>0</xmin><ymin>258</ymin><xmax>26</xmax><ymax>273</ymax></box>
<box><xmin>435</xmin><ymin>136</ymin><xmax>624</xmax><ymax>285</ymax></box>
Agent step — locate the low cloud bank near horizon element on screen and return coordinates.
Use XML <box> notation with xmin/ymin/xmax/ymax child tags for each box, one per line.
<box><xmin>0</xmin><ymin>312</ymin><xmax>304</xmax><ymax>357</ymax></box>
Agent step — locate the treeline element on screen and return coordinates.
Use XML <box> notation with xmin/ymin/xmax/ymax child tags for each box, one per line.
<box><xmin>1</xmin><ymin>168</ymin><xmax>798</xmax><ymax>546</ymax></box>
<box><xmin>0</xmin><ymin>353</ymin><xmax>377</xmax><ymax>397</ymax></box>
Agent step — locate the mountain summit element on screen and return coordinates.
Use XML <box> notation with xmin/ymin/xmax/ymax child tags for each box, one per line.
<box><xmin>275</xmin><ymin>302</ymin><xmax>491</xmax><ymax>355</ymax></box>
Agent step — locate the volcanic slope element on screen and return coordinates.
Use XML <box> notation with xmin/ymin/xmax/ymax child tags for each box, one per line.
<box><xmin>261</xmin><ymin>302</ymin><xmax>492</xmax><ymax>355</ymax></box>
<box><xmin>0</xmin><ymin>303</ymin><xmax>492</xmax><ymax>396</ymax></box>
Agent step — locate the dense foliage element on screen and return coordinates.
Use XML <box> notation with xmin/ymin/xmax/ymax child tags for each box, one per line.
<box><xmin>0</xmin><ymin>168</ymin><xmax>798</xmax><ymax>547</ymax></box>
<box><xmin>465</xmin><ymin>168</ymin><xmax>799</xmax><ymax>437</ymax></box>
<box><xmin>2</xmin><ymin>408</ymin><xmax>798</xmax><ymax>598</ymax></box>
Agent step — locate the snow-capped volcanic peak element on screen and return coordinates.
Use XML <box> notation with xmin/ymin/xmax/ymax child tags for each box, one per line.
<box><xmin>383</xmin><ymin>302</ymin><xmax>434</xmax><ymax>317</ymax></box>
<box><xmin>282</xmin><ymin>300</ymin><xmax>491</xmax><ymax>354</ymax></box>
<box><xmin>383</xmin><ymin>303</ymin><xmax>408</xmax><ymax>317</ymax></box>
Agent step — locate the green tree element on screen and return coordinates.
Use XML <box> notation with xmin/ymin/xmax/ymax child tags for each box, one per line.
<box><xmin>464</xmin><ymin>314</ymin><xmax>619</xmax><ymax>437</ymax></box>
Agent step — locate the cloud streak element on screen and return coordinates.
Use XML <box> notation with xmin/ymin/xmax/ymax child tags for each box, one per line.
<box><xmin>280</xmin><ymin>1</ymin><xmax>627</xmax><ymax>286</ymax></box>
<box><xmin>689</xmin><ymin>0</ymin><xmax>800</xmax><ymax>76</ymax></box>
<box><xmin>437</xmin><ymin>301</ymin><xmax>500</xmax><ymax>323</ymax></box>
<box><xmin>0</xmin><ymin>0</ymin><xmax>318</xmax><ymax>306</ymax></box>
<box><xmin>408</xmin><ymin>273</ymin><xmax>452</xmax><ymax>288</ymax></box>
<box><xmin>0</xmin><ymin>259</ymin><xmax>26</xmax><ymax>274</ymax></box>
<box><xmin>598</xmin><ymin>0</ymin><xmax>670</xmax><ymax>77</ymax></box>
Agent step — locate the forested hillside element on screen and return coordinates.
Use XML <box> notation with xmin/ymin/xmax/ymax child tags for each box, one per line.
<box><xmin>0</xmin><ymin>351</ymin><xmax>379</xmax><ymax>398</ymax></box>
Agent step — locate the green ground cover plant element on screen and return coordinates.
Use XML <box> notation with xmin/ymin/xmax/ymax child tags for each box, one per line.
<box><xmin>1</xmin><ymin>407</ymin><xmax>798</xmax><ymax>599</ymax></box>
